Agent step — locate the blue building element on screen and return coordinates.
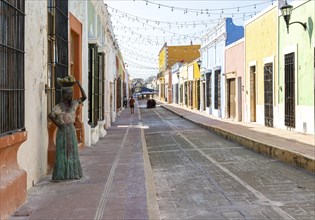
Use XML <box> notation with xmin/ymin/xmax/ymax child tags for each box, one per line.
<box><xmin>200</xmin><ymin>18</ymin><xmax>244</xmax><ymax>118</ymax></box>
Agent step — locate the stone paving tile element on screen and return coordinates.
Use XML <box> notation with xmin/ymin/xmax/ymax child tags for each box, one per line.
<box><xmin>11</xmin><ymin>104</ymin><xmax>153</xmax><ymax>220</ymax></box>
<box><xmin>143</xmin><ymin>105</ymin><xmax>315</xmax><ymax>220</ymax></box>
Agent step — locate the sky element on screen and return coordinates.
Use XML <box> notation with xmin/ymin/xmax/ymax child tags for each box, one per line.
<box><xmin>104</xmin><ymin>0</ymin><xmax>286</xmax><ymax>80</ymax></box>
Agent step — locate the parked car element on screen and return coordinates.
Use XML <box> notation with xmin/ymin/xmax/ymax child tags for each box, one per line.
<box><xmin>147</xmin><ymin>99</ymin><xmax>156</xmax><ymax>108</ymax></box>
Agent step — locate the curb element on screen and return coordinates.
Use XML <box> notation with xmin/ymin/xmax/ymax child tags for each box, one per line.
<box><xmin>161</xmin><ymin>105</ymin><xmax>315</xmax><ymax>174</ymax></box>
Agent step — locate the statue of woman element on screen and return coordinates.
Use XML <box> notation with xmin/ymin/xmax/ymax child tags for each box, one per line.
<box><xmin>48</xmin><ymin>76</ymin><xmax>86</xmax><ymax>181</ymax></box>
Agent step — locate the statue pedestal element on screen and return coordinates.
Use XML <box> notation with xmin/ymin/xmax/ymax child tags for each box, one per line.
<box><xmin>0</xmin><ymin>132</ymin><xmax>27</xmax><ymax>219</ymax></box>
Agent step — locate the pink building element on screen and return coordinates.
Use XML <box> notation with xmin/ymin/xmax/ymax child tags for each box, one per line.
<box><xmin>224</xmin><ymin>38</ymin><xmax>245</xmax><ymax>122</ymax></box>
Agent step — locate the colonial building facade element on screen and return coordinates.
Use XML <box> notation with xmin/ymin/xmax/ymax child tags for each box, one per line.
<box><xmin>0</xmin><ymin>1</ymin><xmax>127</xmax><ymax>218</ymax></box>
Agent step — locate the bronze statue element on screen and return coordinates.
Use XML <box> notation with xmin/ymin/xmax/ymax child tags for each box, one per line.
<box><xmin>48</xmin><ymin>75</ymin><xmax>86</xmax><ymax>181</ymax></box>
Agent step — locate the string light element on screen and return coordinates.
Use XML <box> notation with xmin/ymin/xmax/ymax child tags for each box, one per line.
<box><xmin>103</xmin><ymin>1</ymin><xmax>272</xmax><ymax>78</ymax></box>
<box><xmin>108</xmin><ymin>5</ymin><xmax>259</xmax><ymax>28</ymax></box>
<box><xmin>139</xmin><ymin>0</ymin><xmax>270</xmax><ymax>15</ymax></box>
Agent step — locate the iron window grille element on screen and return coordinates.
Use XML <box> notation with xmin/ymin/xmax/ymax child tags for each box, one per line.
<box><xmin>264</xmin><ymin>63</ymin><xmax>273</xmax><ymax>127</ymax></box>
<box><xmin>206</xmin><ymin>72</ymin><xmax>211</xmax><ymax>108</ymax></box>
<box><xmin>47</xmin><ymin>0</ymin><xmax>69</xmax><ymax>113</ymax></box>
<box><xmin>184</xmin><ymin>81</ymin><xmax>188</xmax><ymax>105</ymax></box>
<box><xmin>98</xmin><ymin>52</ymin><xmax>105</xmax><ymax>121</ymax></box>
<box><xmin>116</xmin><ymin>77</ymin><xmax>121</xmax><ymax>109</ymax></box>
<box><xmin>88</xmin><ymin>43</ymin><xmax>99</xmax><ymax>127</ymax></box>
<box><xmin>0</xmin><ymin>0</ymin><xmax>25</xmax><ymax>136</ymax></box>
<box><xmin>197</xmin><ymin>80</ymin><xmax>200</xmax><ymax>110</ymax></box>
<box><xmin>284</xmin><ymin>52</ymin><xmax>295</xmax><ymax>128</ymax></box>
<box><xmin>214</xmin><ymin>69</ymin><xmax>221</xmax><ymax>110</ymax></box>
<box><xmin>180</xmin><ymin>85</ymin><xmax>183</xmax><ymax>103</ymax></box>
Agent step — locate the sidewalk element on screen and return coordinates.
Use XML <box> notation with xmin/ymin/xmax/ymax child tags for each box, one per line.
<box><xmin>11</xmin><ymin>102</ymin><xmax>159</xmax><ymax>220</ymax></box>
<box><xmin>160</xmin><ymin>103</ymin><xmax>315</xmax><ymax>173</ymax></box>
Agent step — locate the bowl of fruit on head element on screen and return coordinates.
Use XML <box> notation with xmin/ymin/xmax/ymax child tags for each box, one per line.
<box><xmin>57</xmin><ymin>75</ymin><xmax>76</xmax><ymax>87</ymax></box>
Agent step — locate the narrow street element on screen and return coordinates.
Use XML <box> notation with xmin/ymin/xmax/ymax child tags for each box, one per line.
<box><xmin>141</xmin><ymin>105</ymin><xmax>315</xmax><ymax>220</ymax></box>
<box><xmin>10</xmin><ymin>101</ymin><xmax>315</xmax><ymax>220</ymax></box>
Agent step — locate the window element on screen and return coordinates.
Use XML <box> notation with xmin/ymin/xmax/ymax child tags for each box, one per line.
<box><xmin>116</xmin><ymin>77</ymin><xmax>121</xmax><ymax>109</ymax></box>
<box><xmin>98</xmin><ymin>52</ymin><xmax>105</xmax><ymax>121</ymax></box>
<box><xmin>206</xmin><ymin>72</ymin><xmax>211</xmax><ymax>108</ymax></box>
<box><xmin>214</xmin><ymin>69</ymin><xmax>221</xmax><ymax>109</ymax></box>
<box><xmin>264</xmin><ymin>63</ymin><xmax>273</xmax><ymax>127</ymax></box>
<box><xmin>284</xmin><ymin>52</ymin><xmax>295</xmax><ymax>128</ymax></box>
<box><xmin>47</xmin><ymin>0</ymin><xmax>68</xmax><ymax>112</ymax></box>
<box><xmin>88</xmin><ymin>44</ymin><xmax>99</xmax><ymax>127</ymax></box>
<box><xmin>0</xmin><ymin>0</ymin><xmax>25</xmax><ymax>136</ymax></box>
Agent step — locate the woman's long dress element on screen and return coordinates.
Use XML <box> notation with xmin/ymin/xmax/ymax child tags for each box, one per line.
<box><xmin>50</xmin><ymin>99</ymin><xmax>83</xmax><ymax>180</ymax></box>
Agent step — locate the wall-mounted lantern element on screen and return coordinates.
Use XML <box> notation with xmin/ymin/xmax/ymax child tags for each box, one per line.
<box><xmin>197</xmin><ymin>60</ymin><xmax>202</xmax><ymax>69</ymax></box>
<box><xmin>280</xmin><ymin>0</ymin><xmax>307</xmax><ymax>33</ymax></box>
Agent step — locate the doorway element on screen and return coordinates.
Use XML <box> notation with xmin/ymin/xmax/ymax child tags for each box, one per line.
<box><xmin>250</xmin><ymin>66</ymin><xmax>256</xmax><ymax>122</ymax></box>
<box><xmin>227</xmin><ymin>78</ymin><xmax>236</xmax><ymax>119</ymax></box>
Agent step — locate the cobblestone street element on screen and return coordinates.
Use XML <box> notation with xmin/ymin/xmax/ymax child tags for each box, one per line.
<box><xmin>142</xmin><ymin>106</ymin><xmax>315</xmax><ymax>220</ymax></box>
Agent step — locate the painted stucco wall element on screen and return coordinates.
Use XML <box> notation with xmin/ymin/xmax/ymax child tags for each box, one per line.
<box><xmin>225</xmin><ymin>39</ymin><xmax>245</xmax><ymax>79</ymax></box>
<box><xmin>159</xmin><ymin>48</ymin><xmax>166</xmax><ymax>72</ymax></box>
<box><xmin>226</xmin><ymin>18</ymin><xmax>244</xmax><ymax>46</ymax></box>
<box><xmin>18</xmin><ymin>0</ymin><xmax>48</xmax><ymax>189</ymax></box>
<box><xmin>16</xmin><ymin>0</ymin><xmax>117</xmax><ymax>190</ymax></box>
<box><xmin>18</xmin><ymin>0</ymin><xmax>90</xmax><ymax>189</ymax></box>
<box><xmin>245</xmin><ymin>5</ymin><xmax>277</xmax><ymax>124</ymax></box>
<box><xmin>167</xmin><ymin>45</ymin><xmax>200</xmax><ymax>69</ymax></box>
<box><xmin>87</xmin><ymin>0</ymin><xmax>118</xmax><ymax>142</ymax></box>
<box><xmin>201</xmin><ymin>19</ymin><xmax>229</xmax><ymax>118</ymax></box>
<box><xmin>278</xmin><ymin>0</ymin><xmax>314</xmax><ymax>134</ymax></box>
<box><xmin>69</xmin><ymin>0</ymin><xmax>90</xmax><ymax>146</ymax></box>
<box><xmin>225</xmin><ymin>39</ymin><xmax>245</xmax><ymax>121</ymax></box>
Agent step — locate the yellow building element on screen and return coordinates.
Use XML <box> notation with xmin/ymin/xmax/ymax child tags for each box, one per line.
<box><xmin>158</xmin><ymin>43</ymin><xmax>200</xmax><ymax>102</ymax></box>
<box><xmin>193</xmin><ymin>61</ymin><xmax>201</xmax><ymax>110</ymax></box>
<box><xmin>245</xmin><ymin>5</ymin><xmax>278</xmax><ymax>126</ymax></box>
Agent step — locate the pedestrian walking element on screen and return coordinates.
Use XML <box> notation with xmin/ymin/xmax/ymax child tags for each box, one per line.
<box><xmin>129</xmin><ymin>96</ymin><xmax>135</xmax><ymax>114</ymax></box>
<box><xmin>48</xmin><ymin>75</ymin><xmax>87</xmax><ymax>181</ymax></box>
<box><xmin>123</xmin><ymin>95</ymin><xmax>128</xmax><ymax>108</ymax></box>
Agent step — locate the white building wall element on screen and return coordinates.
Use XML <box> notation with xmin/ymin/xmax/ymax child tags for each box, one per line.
<box><xmin>18</xmin><ymin>0</ymin><xmax>91</xmax><ymax>188</ymax></box>
<box><xmin>17</xmin><ymin>0</ymin><xmax>118</xmax><ymax>189</ymax></box>
<box><xmin>18</xmin><ymin>1</ymin><xmax>48</xmax><ymax>189</ymax></box>
<box><xmin>104</xmin><ymin>45</ymin><xmax>112</xmax><ymax>128</ymax></box>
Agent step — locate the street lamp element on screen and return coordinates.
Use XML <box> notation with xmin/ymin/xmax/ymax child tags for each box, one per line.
<box><xmin>280</xmin><ymin>0</ymin><xmax>307</xmax><ymax>34</ymax></box>
<box><xmin>197</xmin><ymin>60</ymin><xmax>202</xmax><ymax>69</ymax></box>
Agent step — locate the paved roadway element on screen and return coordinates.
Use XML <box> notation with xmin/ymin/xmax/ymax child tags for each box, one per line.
<box><xmin>141</xmin><ymin>105</ymin><xmax>315</xmax><ymax>220</ymax></box>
